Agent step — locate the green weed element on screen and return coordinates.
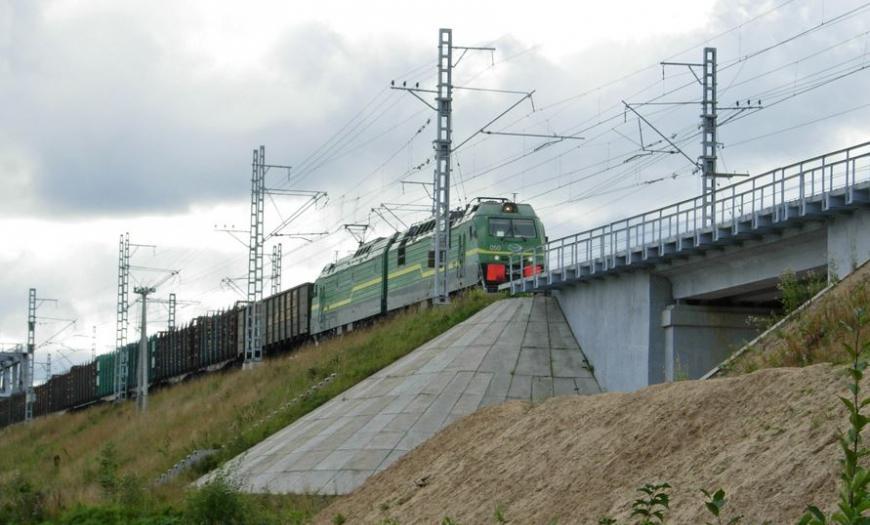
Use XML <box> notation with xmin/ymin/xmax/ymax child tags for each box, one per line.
<box><xmin>799</xmin><ymin>307</ymin><xmax>870</xmax><ymax>524</ymax></box>
<box><xmin>700</xmin><ymin>488</ymin><xmax>743</xmax><ymax>525</ymax></box>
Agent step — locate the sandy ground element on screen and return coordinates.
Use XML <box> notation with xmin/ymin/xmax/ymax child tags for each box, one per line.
<box><xmin>315</xmin><ymin>364</ymin><xmax>851</xmax><ymax>524</ymax></box>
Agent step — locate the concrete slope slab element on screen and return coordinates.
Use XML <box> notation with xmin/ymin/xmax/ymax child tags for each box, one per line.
<box><xmin>202</xmin><ymin>296</ymin><xmax>599</xmax><ymax>495</ymax></box>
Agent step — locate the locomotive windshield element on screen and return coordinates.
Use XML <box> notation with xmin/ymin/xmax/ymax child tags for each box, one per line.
<box><xmin>488</xmin><ymin>218</ymin><xmax>537</xmax><ymax>238</ymax></box>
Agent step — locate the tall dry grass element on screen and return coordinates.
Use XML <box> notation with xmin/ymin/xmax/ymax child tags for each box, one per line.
<box><xmin>0</xmin><ymin>289</ymin><xmax>498</xmax><ymax>519</ymax></box>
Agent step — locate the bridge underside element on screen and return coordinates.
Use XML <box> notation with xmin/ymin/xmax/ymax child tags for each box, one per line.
<box><xmin>534</xmin><ymin>205</ymin><xmax>870</xmax><ymax>392</ymax></box>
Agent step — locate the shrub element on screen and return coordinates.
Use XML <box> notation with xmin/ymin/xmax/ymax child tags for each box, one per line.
<box><xmin>779</xmin><ymin>270</ymin><xmax>826</xmax><ymax>316</ymax></box>
<box><xmin>184</xmin><ymin>476</ymin><xmax>247</xmax><ymax>525</ymax></box>
<box><xmin>0</xmin><ymin>473</ymin><xmax>46</xmax><ymax>524</ymax></box>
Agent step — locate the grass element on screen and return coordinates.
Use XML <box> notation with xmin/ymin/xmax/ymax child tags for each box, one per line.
<box><xmin>0</xmin><ymin>289</ymin><xmax>499</xmax><ymax>523</ymax></box>
<box><xmin>724</xmin><ymin>264</ymin><xmax>870</xmax><ymax>376</ymax></box>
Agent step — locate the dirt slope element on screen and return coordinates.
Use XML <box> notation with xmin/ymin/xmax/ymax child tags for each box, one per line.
<box><xmin>316</xmin><ymin>364</ymin><xmax>849</xmax><ymax>524</ymax></box>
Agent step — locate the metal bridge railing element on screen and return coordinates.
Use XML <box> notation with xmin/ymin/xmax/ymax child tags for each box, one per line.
<box><xmin>509</xmin><ymin>141</ymin><xmax>870</xmax><ymax>292</ymax></box>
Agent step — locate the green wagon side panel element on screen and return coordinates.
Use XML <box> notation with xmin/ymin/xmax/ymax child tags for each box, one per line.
<box><xmin>95</xmin><ymin>353</ymin><xmax>115</xmax><ymax>398</ymax></box>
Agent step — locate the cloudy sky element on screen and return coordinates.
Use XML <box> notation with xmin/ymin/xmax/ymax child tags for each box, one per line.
<box><xmin>2</xmin><ymin>0</ymin><xmax>869</xmax><ymax>381</ymax></box>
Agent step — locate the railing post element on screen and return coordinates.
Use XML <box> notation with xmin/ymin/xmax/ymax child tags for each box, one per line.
<box><xmin>599</xmin><ymin>230</ymin><xmax>605</xmax><ymax>269</ymax></box>
<box><xmin>573</xmin><ymin>239</ymin><xmax>579</xmax><ymax>276</ymax></box>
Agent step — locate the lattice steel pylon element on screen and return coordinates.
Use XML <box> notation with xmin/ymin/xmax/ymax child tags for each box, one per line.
<box><xmin>245</xmin><ymin>146</ymin><xmax>265</xmax><ymax>365</ymax></box>
<box><xmin>24</xmin><ymin>288</ymin><xmax>35</xmax><ymax>420</ymax></box>
<box><xmin>114</xmin><ymin>233</ymin><xmax>130</xmax><ymax>401</ymax></box>
<box><xmin>271</xmin><ymin>243</ymin><xmax>282</xmax><ymax>296</ymax></box>
<box><xmin>432</xmin><ymin>28</ymin><xmax>453</xmax><ymax>304</ymax></box>
<box><xmin>700</xmin><ymin>47</ymin><xmax>717</xmax><ymax>227</ymax></box>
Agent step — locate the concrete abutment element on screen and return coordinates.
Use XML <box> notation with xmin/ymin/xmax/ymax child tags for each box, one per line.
<box><xmin>556</xmin><ymin>208</ymin><xmax>870</xmax><ymax>392</ymax></box>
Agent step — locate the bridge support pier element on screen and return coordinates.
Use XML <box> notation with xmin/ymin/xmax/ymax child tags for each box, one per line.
<box><xmin>828</xmin><ymin>208</ymin><xmax>870</xmax><ymax>280</ymax></box>
<box><xmin>661</xmin><ymin>304</ymin><xmax>766</xmax><ymax>382</ymax></box>
<box><xmin>554</xmin><ymin>273</ymin><xmax>672</xmax><ymax>392</ymax></box>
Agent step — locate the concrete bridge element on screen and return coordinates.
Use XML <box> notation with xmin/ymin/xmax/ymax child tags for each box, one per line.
<box><xmin>509</xmin><ymin>141</ymin><xmax>870</xmax><ymax>392</ymax></box>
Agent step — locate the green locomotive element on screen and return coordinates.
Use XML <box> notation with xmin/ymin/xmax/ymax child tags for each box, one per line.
<box><xmin>310</xmin><ymin>198</ymin><xmax>545</xmax><ymax>334</ymax></box>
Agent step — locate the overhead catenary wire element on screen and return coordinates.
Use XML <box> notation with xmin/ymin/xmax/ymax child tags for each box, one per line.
<box><xmin>118</xmin><ymin>1</ymin><xmax>870</xmax><ymax>339</ymax></box>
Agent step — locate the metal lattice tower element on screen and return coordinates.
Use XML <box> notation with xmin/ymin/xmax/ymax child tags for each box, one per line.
<box><xmin>271</xmin><ymin>244</ymin><xmax>282</xmax><ymax>296</ymax></box>
<box><xmin>245</xmin><ymin>146</ymin><xmax>265</xmax><ymax>364</ymax></box>
<box><xmin>24</xmin><ymin>288</ymin><xmax>35</xmax><ymax>420</ymax></box>
<box><xmin>168</xmin><ymin>293</ymin><xmax>176</xmax><ymax>331</ymax></box>
<box><xmin>700</xmin><ymin>47</ymin><xmax>717</xmax><ymax>226</ymax></box>
<box><xmin>432</xmin><ymin>28</ymin><xmax>453</xmax><ymax>304</ymax></box>
<box><xmin>91</xmin><ymin>325</ymin><xmax>96</xmax><ymax>362</ymax></box>
<box><xmin>114</xmin><ymin>233</ymin><xmax>130</xmax><ymax>401</ymax></box>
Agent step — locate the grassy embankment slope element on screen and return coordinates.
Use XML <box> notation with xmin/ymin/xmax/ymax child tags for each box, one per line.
<box><xmin>0</xmin><ymin>289</ymin><xmax>498</xmax><ymax>524</ymax></box>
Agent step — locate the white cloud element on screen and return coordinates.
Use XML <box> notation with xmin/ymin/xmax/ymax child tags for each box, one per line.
<box><xmin>3</xmin><ymin>0</ymin><xmax>870</xmax><ymax>380</ymax></box>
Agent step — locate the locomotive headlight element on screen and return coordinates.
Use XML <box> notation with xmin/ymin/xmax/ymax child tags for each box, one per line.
<box><xmin>501</xmin><ymin>202</ymin><xmax>517</xmax><ymax>213</ymax></box>
<box><xmin>494</xmin><ymin>255</ymin><xmax>501</xmax><ymax>261</ymax></box>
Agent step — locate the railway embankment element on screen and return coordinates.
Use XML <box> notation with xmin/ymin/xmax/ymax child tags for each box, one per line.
<box><xmin>0</xmin><ymin>290</ymin><xmax>497</xmax><ymax>523</ymax></box>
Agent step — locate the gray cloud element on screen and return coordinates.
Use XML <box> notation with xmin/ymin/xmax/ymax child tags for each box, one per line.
<box><xmin>3</xmin><ymin>0</ymin><xmax>870</xmax><ymax>372</ymax></box>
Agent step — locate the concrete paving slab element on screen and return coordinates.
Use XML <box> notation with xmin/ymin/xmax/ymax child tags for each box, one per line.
<box><xmin>553</xmin><ymin>377</ymin><xmax>581</xmax><ymax>396</ymax></box>
<box><xmin>204</xmin><ymin>296</ymin><xmax>601</xmax><ymax>495</ymax></box>
<box><xmin>514</xmin><ymin>345</ymin><xmax>552</xmax><ymax>376</ymax></box>
<box><xmin>478</xmin><ymin>343</ymin><xmax>521</xmax><ymax>374</ymax></box>
<box><xmin>576</xmin><ymin>376</ymin><xmax>602</xmax><ymax>394</ymax></box>
<box><xmin>549</xmin><ymin>322</ymin><xmax>581</xmax><ymax>350</ymax></box>
<box><xmin>522</xmin><ymin>321</ymin><xmax>550</xmax><ymax>349</ymax></box>
<box><xmin>362</xmin><ymin>430</ymin><xmax>405</xmax><ymax>450</ymax></box>
<box><xmin>507</xmin><ymin>374</ymin><xmax>533</xmax><ymax>400</ymax></box>
<box><xmin>531</xmin><ymin>376</ymin><xmax>555</xmax><ymax>402</ymax></box>
<box><xmin>551</xmin><ymin>348</ymin><xmax>592</xmax><ymax>378</ymax></box>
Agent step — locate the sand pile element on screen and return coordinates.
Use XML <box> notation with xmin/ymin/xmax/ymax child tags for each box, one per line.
<box><xmin>316</xmin><ymin>364</ymin><xmax>850</xmax><ymax>524</ymax></box>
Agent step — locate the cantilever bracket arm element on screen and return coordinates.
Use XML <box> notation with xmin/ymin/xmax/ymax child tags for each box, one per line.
<box><xmin>390</xmin><ymin>85</ymin><xmax>438</xmax><ymax>111</ymax></box>
<box><xmin>452</xmin><ymin>90</ymin><xmax>536</xmax><ymax>153</ymax></box>
<box><xmin>660</xmin><ymin>60</ymin><xmax>703</xmax><ymax>84</ymax></box>
<box><xmin>622</xmin><ymin>101</ymin><xmax>698</xmax><ymax>168</ymax></box>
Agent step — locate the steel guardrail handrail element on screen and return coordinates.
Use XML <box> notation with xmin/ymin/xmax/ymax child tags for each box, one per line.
<box><xmin>545</xmin><ymin>140</ymin><xmax>870</xmax><ymax>247</ymax></box>
<box><xmin>536</xmin><ymin>142</ymin><xmax>870</xmax><ymax>275</ymax></box>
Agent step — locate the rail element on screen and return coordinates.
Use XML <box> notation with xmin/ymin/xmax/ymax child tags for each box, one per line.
<box><xmin>508</xmin><ymin>141</ymin><xmax>870</xmax><ymax>292</ymax></box>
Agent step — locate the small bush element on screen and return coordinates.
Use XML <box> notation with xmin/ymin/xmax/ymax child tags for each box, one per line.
<box><xmin>184</xmin><ymin>476</ymin><xmax>247</xmax><ymax>525</ymax></box>
<box><xmin>779</xmin><ymin>270</ymin><xmax>826</xmax><ymax>316</ymax></box>
<box><xmin>597</xmin><ymin>482</ymin><xmax>670</xmax><ymax>525</ymax></box>
<box><xmin>0</xmin><ymin>473</ymin><xmax>47</xmax><ymax>524</ymax></box>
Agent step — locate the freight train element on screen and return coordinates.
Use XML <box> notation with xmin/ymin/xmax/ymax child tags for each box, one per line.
<box><xmin>0</xmin><ymin>198</ymin><xmax>545</xmax><ymax>428</ymax></box>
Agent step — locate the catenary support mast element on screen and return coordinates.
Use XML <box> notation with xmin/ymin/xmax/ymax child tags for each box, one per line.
<box><xmin>134</xmin><ymin>286</ymin><xmax>155</xmax><ymax>412</ymax></box>
<box><xmin>432</xmin><ymin>28</ymin><xmax>453</xmax><ymax>304</ymax></box>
